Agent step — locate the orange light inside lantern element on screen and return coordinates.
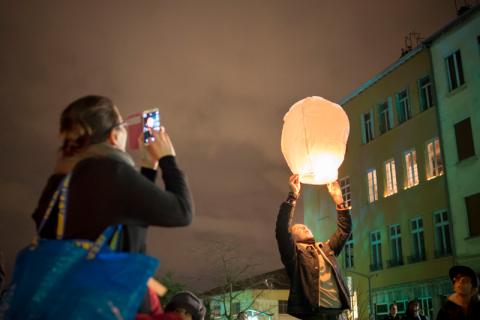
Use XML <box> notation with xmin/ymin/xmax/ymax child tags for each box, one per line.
<box><xmin>298</xmin><ymin>152</ymin><xmax>339</xmax><ymax>185</ymax></box>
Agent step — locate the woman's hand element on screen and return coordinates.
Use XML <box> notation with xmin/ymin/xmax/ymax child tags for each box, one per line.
<box><xmin>327</xmin><ymin>181</ymin><xmax>344</xmax><ymax>206</ymax></box>
<box><xmin>144</xmin><ymin>127</ymin><xmax>176</xmax><ymax>164</ymax></box>
<box><xmin>288</xmin><ymin>174</ymin><xmax>301</xmax><ymax>197</ymax></box>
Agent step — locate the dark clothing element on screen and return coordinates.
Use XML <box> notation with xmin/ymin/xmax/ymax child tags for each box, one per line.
<box><xmin>384</xmin><ymin>314</ymin><xmax>401</xmax><ymax>320</ymax></box>
<box><xmin>403</xmin><ymin>315</ymin><xmax>427</xmax><ymax>320</ymax></box>
<box><xmin>32</xmin><ymin>155</ymin><xmax>193</xmax><ymax>252</ymax></box>
<box><xmin>275</xmin><ymin>200</ymin><xmax>352</xmax><ymax>319</ymax></box>
<box><xmin>436</xmin><ymin>298</ymin><xmax>480</xmax><ymax>320</ymax></box>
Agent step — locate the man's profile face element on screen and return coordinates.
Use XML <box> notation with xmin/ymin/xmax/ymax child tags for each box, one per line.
<box><xmin>408</xmin><ymin>302</ymin><xmax>420</xmax><ymax>316</ymax></box>
<box><xmin>390</xmin><ymin>304</ymin><xmax>397</xmax><ymax>315</ymax></box>
<box><xmin>291</xmin><ymin>224</ymin><xmax>314</xmax><ymax>242</ymax></box>
<box><xmin>453</xmin><ymin>274</ymin><xmax>474</xmax><ymax>295</ymax></box>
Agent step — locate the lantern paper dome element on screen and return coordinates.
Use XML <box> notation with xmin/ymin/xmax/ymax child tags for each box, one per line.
<box><xmin>281</xmin><ymin>96</ymin><xmax>350</xmax><ymax>185</ymax></box>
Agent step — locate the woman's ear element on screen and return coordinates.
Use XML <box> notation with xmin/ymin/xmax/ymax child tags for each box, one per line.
<box><xmin>108</xmin><ymin>129</ymin><xmax>118</xmax><ymax>146</ymax></box>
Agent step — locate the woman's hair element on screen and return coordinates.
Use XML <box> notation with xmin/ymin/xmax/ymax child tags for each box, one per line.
<box><xmin>60</xmin><ymin>95</ymin><xmax>119</xmax><ymax>156</ymax></box>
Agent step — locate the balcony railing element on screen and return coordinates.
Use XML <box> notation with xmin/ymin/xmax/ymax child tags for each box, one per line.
<box><xmin>369</xmin><ymin>262</ymin><xmax>383</xmax><ymax>271</ymax></box>
<box><xmin>387</xmin><ymin>257</ymin><xmax>404</xmax><ymax>268</ymax></box>
<box><xmin>407</xmin><ymin>253</ymin><xmax>426</xmax><ymax>264</ymax></box>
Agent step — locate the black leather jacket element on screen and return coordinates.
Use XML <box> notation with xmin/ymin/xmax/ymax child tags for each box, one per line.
<box><xmin>275</xmin><ymin>200</ymin><xmax>352</xmax><ymax>319</ymax></box>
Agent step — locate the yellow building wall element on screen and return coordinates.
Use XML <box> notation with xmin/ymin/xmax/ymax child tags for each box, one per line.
<box><xmin>304</xmin><ymin>49</ymin><xmax>453</xmax><ymax>319</ymax></box>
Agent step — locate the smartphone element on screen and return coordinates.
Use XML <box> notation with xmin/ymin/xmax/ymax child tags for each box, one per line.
<box><xmin>142</xmin><ymin>108</ymin><xmax>160</xmax><ymax>143</ymax></box>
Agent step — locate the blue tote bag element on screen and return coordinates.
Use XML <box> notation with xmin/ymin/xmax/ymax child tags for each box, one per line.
<box><xmin>0</xmin><ymin>174</ymin><xmax>159</xmax><ymax>319</ymax></box>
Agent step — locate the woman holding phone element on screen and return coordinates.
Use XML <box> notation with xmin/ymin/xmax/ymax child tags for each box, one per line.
<box><xmin>31</xmin><ymin>95</ymin><xmax>193</xmax><ymax>315</ymax></box>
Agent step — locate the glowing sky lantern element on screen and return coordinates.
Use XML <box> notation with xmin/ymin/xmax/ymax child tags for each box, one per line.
<box><xmin>281</xmin><ymin>96</ymin><xmax>350</xmax><ymax>185</ymax></box>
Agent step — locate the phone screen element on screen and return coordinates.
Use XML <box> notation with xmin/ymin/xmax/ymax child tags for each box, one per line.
<box><xmin>142</xmin><ymin>108</ymin><xmax>160</xmax><ymax>143</ymax></box>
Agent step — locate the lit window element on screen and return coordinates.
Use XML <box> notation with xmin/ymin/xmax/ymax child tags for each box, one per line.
<box><xmin>384</xmin><ymin>159</ymin><xmax>398</xmax><ymax>197</ymax></box>
<box><xmin>361</xmin><ymin>110</ymin><xmax>375</xmax><ymax>143</ymax></box>
<box><xmin>367</xmin><ymin>168</ymin><xmax>378</xmax><ymax>203</ymax></box>
<box><xmin>404</xmin><ymin>149</ymin><xmax>419</xmax><ymax>188</ymax></box>
<box><xmin>426</xmin><ymin>138</ymin><xmax>443</xmax><ymax>180</ymax></box>
<box><xmin>418</xmin><ymin>75</ymin><xmax>434</xmax><ymax>111</ymax></box>
<box><xmin>396</xmin><ymin>89</ymin><xmax>412</xmax><ymax>124</ymax></box>
<box><xmin>445</xmin><ymin>50</ymin><xmax>465</xmax><ymax>91</ymax></box>
<box><xmin>340</xmin><ymin>176</ymin><xmax>352</xmax><ymax>208</ymax></box>
<box><xmin>434</xmin><ymin>210</ymin><xmax>451</xmax><ymax>257</ymax></box>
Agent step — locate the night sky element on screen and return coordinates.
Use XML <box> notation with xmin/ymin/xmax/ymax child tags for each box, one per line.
<box><xmin>0</xmin><ymin>1</ymin><xmax>456</xmax><ymax>291</ymax></box>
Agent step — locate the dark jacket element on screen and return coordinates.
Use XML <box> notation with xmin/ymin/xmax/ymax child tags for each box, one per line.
<box><xmin>403</xmin><ymin>315</ymin><xmax>427</xmax><ymax>320</ymax></box>
<box><xmin>32</xmin><ymin>155</ymin><xmax>193</xmax><ymax>251</ymax></box>
<box><xmin>275</xmin><ymin>200</ymin><xmax>352</xmax><ymax>319</ymax></box>
<box><xmin>384</xmin><ymin>314</ymin><xmax>401</xmax><ymax>320</ymax></box>
<box><xmin>436</xmin><ymin>298</ymin><xmax>480</xmax><ymax>320</ymax></box>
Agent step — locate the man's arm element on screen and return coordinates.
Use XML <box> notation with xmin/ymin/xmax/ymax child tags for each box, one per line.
<box><xmin>326</xmin><ymin>181</ymin><xmax>352</xmax><ymax>256</ymax></box>
<box><xmin>327</xmin><ymin>208</ymin><xmax>352</xmax><ymax>256</ymax></box>
<box><xmin>275</xmin><ymin>196</ymin><xmax>297</xmax><ymax>276</ymax></box>
<box><xmin>275</xmin><ymin>175</ymin><xmax>300</xmax><ymax>276</ymax></box>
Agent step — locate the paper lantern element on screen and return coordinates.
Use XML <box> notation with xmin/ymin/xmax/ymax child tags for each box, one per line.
<box><xmin>281</xmin><ymin>96</ymin><xmax>350</xmax><ymax>185</ymax></box>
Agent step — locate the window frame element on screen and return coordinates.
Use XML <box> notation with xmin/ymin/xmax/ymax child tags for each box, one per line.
<box><xmin>418</xmin><ymin>75</ymin><xmax>434</xmax><ymax>111</ymax></box>
<box><xmin>409</xmin><ymin>217</ymin><xmax>426</xmax><ymax>263</ymax></box>
<box><xmin>361</xmin><ymin>110</ymin><xmax>375</xmax><ymax>144</ymax></box>
<box><xmin>389</xmin><ymin>224</ymin><xmax>403</xmax><ymax>267</ymax></box>
<box><xmin>367</xmin><ymin>168</ymin><xmax>378</xmax><ymax>204</ymax></box>
<box><xmin>370</xmin><ymin>230</ymin><xmax>383</xmax><ymax>271</ymax></box>
<box><xmin>445</xmin><ymin>50</ymin><xmax>465</xmax><ymax>92</ymax></box>
<box><xmin>396</xmin><ymin>89</ymin><xmax>412</xmax><ymax>124</ymax></box>
<box><xmin>340</xmin><ymin>176</ymin><xmax>352</xmax><ymax>208</ymax></box>
<box><xmin>433</xmin><ymin>210</ymin><xmax>451</xmax><ymax>257</ymax></box>
<box><xmin>426</xmin><ymin>137</ymin><xmax>444</xmax><ymax>180</ymax></box>
<box><xmin>378</xmin><ymin>98</ymin><xmax>394</xmax><ymax>134</ymax></box>
<box><xmin>384</xmin><ymin>158</ymin><xmax>398</xmax><ymax>197</ymax></box>
<box><xmin>404</xmin><ymin>149</ymin><xmax>419</xmax><ymax>189</ymax></box>
<box><xmin>344</xmin><ymin>233</ymin><xmax>354</xmax><ymax>269</ymax></box>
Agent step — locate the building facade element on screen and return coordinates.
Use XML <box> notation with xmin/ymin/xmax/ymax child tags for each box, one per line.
<box><xmin>303</xmin><ymin>5</ymin><xmax>480</xmax><ymax>320</ymax></box>
<box><xmin>428</xmin><ymin>5</ymin><xmax>480</xmax><ymax>272</ymax></box>
<box><xmin>201</xmin><ymin>269</ymin><xmax>296</xmax><ymax>320</ymax></box>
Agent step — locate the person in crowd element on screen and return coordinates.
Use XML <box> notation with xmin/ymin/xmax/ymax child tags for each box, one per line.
<box><xmin>403</xmin><ymin>300</ymin><xmax>428</xmax><ymax>320</ymax></box>
<box><xmin>164</xmin><ymin>291</ymin><xmax>206</xmax><ymax>320</ymax></box>
<box><xmin>31</xmin><ymin>95</ymin><xmax>193</xmax><ymax>315</ymax></box>
<box><xmin>275</xmin><ymin>174</ymin><xmax>352</xmax><ymax>320</ymax></box>
<box><xmin>436</xmin><ymin>265</ymin><xmax>479</xmax><ymax>320</ymax></box>
<box><xmin>385</xmin><ymin>303</ymin><xmax>401</xmax><ymax>320</ymax></box>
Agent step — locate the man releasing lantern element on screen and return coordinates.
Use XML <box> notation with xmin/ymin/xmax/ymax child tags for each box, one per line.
<box><xmin>281</xmin><ymin>96</ymin><xmax>350</xmax><ymax>185</ymax></box>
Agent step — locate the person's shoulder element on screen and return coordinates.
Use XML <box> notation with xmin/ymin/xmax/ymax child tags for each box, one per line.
<box><xmin>76</xmin><ymin>156</ymin><xmax>130</xmax><ymax>170</ymax></box>
<box><xmin>73</xmin><ymin>156</ymin><xmax>135</xmax><ymax>179</ymax></box>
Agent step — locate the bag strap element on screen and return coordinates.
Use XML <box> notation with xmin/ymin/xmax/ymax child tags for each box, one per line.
<box><xmin>86</xmin><ymin>225</ymin><xmax>123</xmax><ymax>260</ymax></box>
<box><xmin>33</xmin><ymin>173</ymin><xmax>123</xmax><ymax>258</ymax></box>
<box><xmin>33</xmin><ymin>174</ymin><xmax>71</xmax><ymax>245</ymax></box>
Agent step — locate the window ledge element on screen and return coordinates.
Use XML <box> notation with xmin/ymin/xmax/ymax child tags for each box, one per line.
<box><xmin>446</xmin><ymin>83</ymin><xmax>467</xmax><ymax>97</ymax></box>
<box><xmin>464</xmin><ymin>234</ymin><xmax>480</xmax><ymax>241</ymax></box>
<box><xmin>404</xmin><ymin>183</ymin><xmax>420</xmax><ymax>191</ymax></box>
<box><xmin>456</xmin><ymin>155</ymin><xmax>478</xmax><ymax>167</ymax></box>
<box><xmin>426</xmin><ymin>173</ymin><xmax>444</xmax><ymax>181</ymax></box>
